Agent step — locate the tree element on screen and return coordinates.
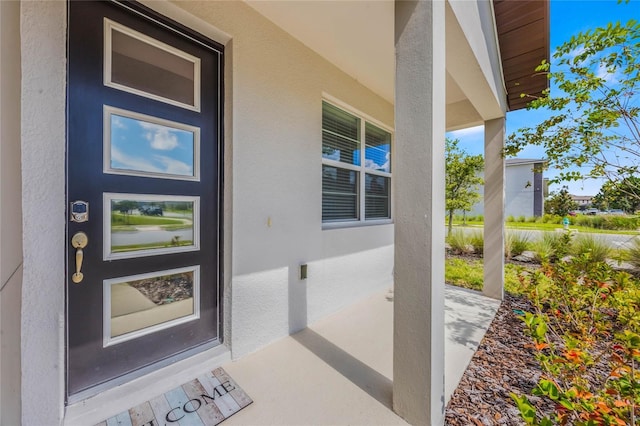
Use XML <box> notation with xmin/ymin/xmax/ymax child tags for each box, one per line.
<box><xmin>592</xmin><ymin>176</ymin><xmax>640</xmax><ymax>213</ymax></box>
<box><xmin>505</xmin><ymin>18</ymin><xmax>640</xmax><ymax>201</ymax></box>
<box><xmin>445</xmin><ymin>138</ymin><xmax>484</xmax><ymax>236</ymax></box>
<box><xmin>544</xmin><ymin>186</ymin><xmax>578</xmax><ymax>216</ymax></box>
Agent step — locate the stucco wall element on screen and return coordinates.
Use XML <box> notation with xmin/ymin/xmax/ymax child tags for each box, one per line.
<box><xmin>170</xmin><ymin>1</ymin><xmax>395</xmax><ymax>358</ymax></box>
<box><xmin>0</xmin><ymin>1</ymin><xmax>22</xmax><ymax>424</ymax></box>
<box><xmin>468</xmin><ymin>163</ymin><xmax>537</xmax><ymax>218</ymax></box>
<box><xmin>20</xmin><ymin>1</ymin><xmax>67</xmax><ymax>424</ymax></box>
<box><xmin>505</xmin><ymin>164</ymin><xmax>535</xmax><ymax>218</ymax></box>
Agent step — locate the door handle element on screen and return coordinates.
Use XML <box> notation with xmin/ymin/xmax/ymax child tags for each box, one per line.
<box><xmin>71</xmin><ymin>232</ymin><xmax>88</xmax><ymax>283</ymax></box>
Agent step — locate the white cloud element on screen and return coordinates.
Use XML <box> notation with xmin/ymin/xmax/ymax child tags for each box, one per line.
<box><xmin>111</xmin><ymin>146</ymin><xmax>162</xmax><ymax>173</ymax></box>
<box><xmin>596</xmin><ymin>62</ymin><xmax>619</xmax><ymax>83</ymax></box>
<box><xmin>139</xmin><ymin>122</ymin><xmax>179</xmax><ymax>151</ymax></box>
<box><xmin>154</xmin><ymin>155</ymin><xmax>193</xmax><ymax>176</ymax></box>
<box><xmin>112</xmin><ymin>116</ymin><xmax>127</xmax><ymax>129</ymax></box>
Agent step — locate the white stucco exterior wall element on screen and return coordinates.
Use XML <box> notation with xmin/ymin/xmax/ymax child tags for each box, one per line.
<box><xmin>505</xmin><ymin>164</ymin><xmax>536</xmax><ymax>218</ymax></box>
<box><xmin>0</xmin><ymin>2</ymin><xmax>23</xmax><ymax>423</ymax></box>
<box><xmin>172</xmin><ymin>1</ymin><xmax>395</xmax><ymax>358</ymax></box>
<box><xmin>19</xmin><ymin>1</ymin><xmax>67</xmax><ymax>424</ymax></box>
<box><xmin>468</xmin><ymin>162</ymin><xmax>540</xmax><ymax>218</ymax></box>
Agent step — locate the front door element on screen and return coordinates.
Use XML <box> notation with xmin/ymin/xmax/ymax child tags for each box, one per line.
<box><xmin>67</xmin><ymin>1</ymin><xmax>223</xmax><ymax>398</ymax></box>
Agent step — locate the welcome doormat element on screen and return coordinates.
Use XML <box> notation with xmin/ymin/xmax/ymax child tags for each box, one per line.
<box><xmin>98</xmin><ymin>368</ymin><xmax>252</xmax><ymax>426</ymax></box>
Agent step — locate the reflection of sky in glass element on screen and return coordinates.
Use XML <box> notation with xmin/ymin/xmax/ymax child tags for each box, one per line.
<box><xmin>110</xmin><ymin>114</ymin><xmax>194</xmax><ymax>176</ymax></box>
<box><xmin>365</xmin><ymin>145</ymin><xmax>390</xmax><ymax>172</ymax></box>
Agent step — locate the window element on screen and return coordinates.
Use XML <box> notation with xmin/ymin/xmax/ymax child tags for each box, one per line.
<box><xmin>322</xmin><ymin>101</ymin><xmax>392</xmax><ymax>223</ymax></box>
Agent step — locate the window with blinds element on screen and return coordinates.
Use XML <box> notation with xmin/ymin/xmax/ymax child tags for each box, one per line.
<box><xmin>322</xmin><ymin>101</ymin><xmax>392</xmax><ymax>223</ymax></box>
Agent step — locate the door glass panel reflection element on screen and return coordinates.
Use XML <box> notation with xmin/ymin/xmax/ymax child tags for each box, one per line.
<box><xmin>105</xmin><ymin>267</ymin><xmax>199</xmax><ymax>345</ymax></box>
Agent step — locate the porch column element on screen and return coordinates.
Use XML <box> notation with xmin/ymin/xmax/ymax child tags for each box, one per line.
<box><xmin>483</xmin><ymin>118</ymin><xmax>506</xmax><ymax>300</ymax></box>
<box><xmin>393</xmin><ymin>1</ymin><xmax>446</xmax><ymax>425</ymax></box>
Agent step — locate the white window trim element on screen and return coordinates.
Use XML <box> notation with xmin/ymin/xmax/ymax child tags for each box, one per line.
<box><xmin>321</xmin><ymin>96</ymin><xmax>394</xmax><ymax>228</ymax></box>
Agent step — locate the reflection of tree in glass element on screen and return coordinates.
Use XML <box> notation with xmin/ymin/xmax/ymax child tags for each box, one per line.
<box><xmin>129</xmin><ymin>272</ymin><xmax>193</xmax><ymax>306</ymax></box>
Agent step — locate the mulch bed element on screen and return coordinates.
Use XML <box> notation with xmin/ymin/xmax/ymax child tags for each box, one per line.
<box><xmin>129</xmin><ymin>273</ymin><xmax>193</xmax><ymax>305</ymax></box>
<box><xmin>445</xmin><ymin>293</ymin><xmax>555</xmax><ymax>425</ymax></box>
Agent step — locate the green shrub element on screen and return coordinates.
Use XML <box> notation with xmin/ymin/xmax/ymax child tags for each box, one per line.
<box><xmin>570</xmin><ymin>234</ymin><xmax>611</xmax><ymax>263</ymax></box>
<box><xmin>525</xmin><ymin>216</ymin><xmax>537</xmax><ymax>223</ymax></box>
<box><xmin>506</xmin><ymin>231</ymin><xmax>531</xmax><ymax>259</ymax></box>
<box><xmin>469</xmin><ymin>231</ymin><xmax>484</xmax><ymax>254</ymax></box>
<box><xmin>517</xmin><ymin>215</ymin><xmax>526</xmax><ymax>223</ymax></box>
<box><xmin>512</xmin><ymin>256</ymin><xmax>640</xmax><ymax>426</ymax></box>
<box><xmin>541</xmin><ymin>214</ymin><xmax>562</xmax><ymax>224</ymax></box>
<box><xmin>506</xmin><ymin>215</ymin><xmax>515</xmax><ymax>223</ymax></box>
<box><xmin>530</xmin><ymin>232</ymin><xmax>571</xmax><ymax>263</ymax></box>
<box><xmin>447</xmin><ymin>230</ymin><xmax>473</xmax><ymax>254</ymax></box>
<box><xmin>628</xmin><ymin>237</ymin><xmax>640</xmax><ymax>269</ymax></box>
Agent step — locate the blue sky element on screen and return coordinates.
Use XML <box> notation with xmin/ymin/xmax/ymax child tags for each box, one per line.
<box><xmin>448</xmin><ymin>0</ymin><xmax>640</xmax><ymax>196</ymax></box>
<box><xmin>110</xmin><ymin>114</ymin><xmax>195</xmax><ymax>177</ymax></box>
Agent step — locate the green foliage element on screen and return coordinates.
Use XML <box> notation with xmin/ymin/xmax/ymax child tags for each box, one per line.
<box><xmin>571</xmin><ymin>234</ymin><xmax>612</xmax><ymax>263</ymax></box>
<box><xmin>506</xmin><ymin>231</ymin><xmax>532</xmax><ymax>259</ymax></box>
<box><xmin>444</xmin><ymin>258</ymin><xmax>527</xmax><ymax>294</ymax></box>
<box><xmin>531</xmin><ymin>232</ymin><xmax>570</xmax><ymax>264</ymax></box>
<box><xmin>593</xmin><ymin>177</ymin><xmax>640</xmax><ymax>213</ymax></box>
<box><xmin>514</xmin><ymin>254</ymin><xmax>640</xmax><ymax>425</ymax></box>
<box><xmin>505</xmin><ymin>18</ymin><xmax>640</xmax><ymax>202</ymax></box>
<box><xmin>445</xmin><ymin>258</ymin><xmax>484</xmax><ymax>290</ymax></box>
<box><xmin>545</xmin><ymin>187</ymin><xmax>578</xmax><ymax>216</ymax></box>
<box><xmin>628</xmin><ymin>237</ymin><xmax>640</xmax><ymax>269</ymax></box>
<box><xmin>445</xmin><ymin>138</ymin><xmax>484</xmax><ymax>236</ymax></box>
<box><xmin>447</xmin><ymin>230</ymin><xmax>473</xmax><ymax>255</ymax></box>
<box><xmin>469</xmin><ymin>231</ymin><xmax>484</xmax><ymax>254</ymax></box>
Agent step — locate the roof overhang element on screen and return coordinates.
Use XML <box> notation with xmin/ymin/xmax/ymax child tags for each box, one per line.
<box><xmin>493</xmin><ymin>0</ymin><xmax>550</xmax><ymax>111</ymax></box>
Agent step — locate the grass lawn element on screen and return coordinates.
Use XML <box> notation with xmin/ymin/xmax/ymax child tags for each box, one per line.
<box><xmin>445</xmin><ymin>257</ymin><xmax>532</xmax><ymax>295</ymax></box>
<box><xmin>111</xmin><ymin>213</ymin><xmax>188</xmax><ymax>227</ymax></box>
<box><xmin>450</xmin><ymin>220</ymin><xmax>640</xmax><ymax>235</ymax></box>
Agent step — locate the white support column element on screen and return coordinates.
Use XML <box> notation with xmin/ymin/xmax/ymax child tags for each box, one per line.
<box><xmin>393</xmin><ymin>1</ymin><xmax>446</xmax><ymax>425</ymax></box>
<box><xmin>483</xmin><ymin>118</ymin><xmax>506</xmax><ymax>300</ymax></box>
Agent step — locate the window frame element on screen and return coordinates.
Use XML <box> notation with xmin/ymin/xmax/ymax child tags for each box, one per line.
<box><xmin>321</xmin><ymin>96</ymin><xmax>393</xmax><ymax>228</ymax></box>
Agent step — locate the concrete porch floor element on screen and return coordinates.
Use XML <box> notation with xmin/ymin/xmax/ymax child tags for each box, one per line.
<box><xmin>222</xmin><ymin>285</ymin><xmax>502</xmax><ymax>425</ymax></box>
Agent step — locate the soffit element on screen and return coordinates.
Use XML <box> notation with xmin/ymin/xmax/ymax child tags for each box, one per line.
<box><xmin>245</xmin><ymin>0</ymin><xmax>395</xmax><ymax>103</ymax></box>
<box><xmin>494</xmin><ymin>0</ymin><xmax>550</xmax><ymax>111</ymax></box>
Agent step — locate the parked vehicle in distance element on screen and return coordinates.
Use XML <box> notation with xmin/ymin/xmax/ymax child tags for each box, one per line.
<box><xmin>585</xmin><ymin>208</ymin><xmax>599</xmax><ymax>215</ymax></box>
<box><xmin>606</xmin><ymin>209</ymin><xmax>625</xmax><ymax>215</ymax></box>
<box><xmin>139</xmin><ymin>205</ymin><xmax>163</xmax><ymax>216</ymax></box>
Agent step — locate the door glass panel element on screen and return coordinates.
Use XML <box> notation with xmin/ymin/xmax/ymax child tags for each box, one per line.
<box><xmin>104</xmin><ymin>193</ymin><xmax>199</xmax><ymax>260</ymax></box>
<box><xmin>104</xmin><ymin>106</ymin><xmax>200</xmax><ymax>180</ymax></box>
<box><xmin>104</xmin><ymin>266</ymin><xmax>200</xmax><ymax>346</ymax></box>
<box><xmin>105</xmin><ymin>19</ymin><xmax>201</xmax><ymax>110</ymax></box>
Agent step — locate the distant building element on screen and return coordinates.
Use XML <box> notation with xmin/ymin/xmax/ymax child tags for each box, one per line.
<box><xmin>467</xmin><ymin>158</ymin><xmax>546</xmax><ymax>218</ymax></box>
<box><xmin>571</xmin><ymin>194</ymin><xmax>594</xmax><ymax>209</ymax></box>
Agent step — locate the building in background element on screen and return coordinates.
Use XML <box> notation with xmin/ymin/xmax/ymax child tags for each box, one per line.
<box><xmin>467</xmin><ymin>158</ymin><xmax>546</xmax><ymax>218</ymax></box>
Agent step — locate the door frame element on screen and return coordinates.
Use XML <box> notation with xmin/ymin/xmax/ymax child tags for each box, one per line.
<box><xmin>64</xmin><ymin>0</ymin><xmax>226</xmax><ymax>403</ymax></box>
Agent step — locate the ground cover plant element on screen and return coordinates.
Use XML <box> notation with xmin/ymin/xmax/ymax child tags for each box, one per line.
<box><xmin>512</xmin><ymin>249</ymin><xmax>640</xmax><ymax>425</ymax></box>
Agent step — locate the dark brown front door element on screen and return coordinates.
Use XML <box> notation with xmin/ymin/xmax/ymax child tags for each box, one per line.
<box><xmin>67</xmin><ymin>1</ymin><xmax>223</xmax><ymax>398</ymax></box>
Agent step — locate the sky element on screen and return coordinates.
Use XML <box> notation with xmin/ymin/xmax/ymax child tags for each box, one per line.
<box><xmin>110</xmin><ymin>113</ymin><xmax>195</xmax><ymax>177</ymax></box>
<box><xmin>448</xmin><ymin>0</ymin><xmax>640</xmax><ymax>196</ymax></box>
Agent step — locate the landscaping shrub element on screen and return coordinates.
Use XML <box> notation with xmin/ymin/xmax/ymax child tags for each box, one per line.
<box><xmin>447</xmin><ymin>230</ymin><xmax>473</xmax><ymax>254</ymax></box>
<box><xmin>506</xmin><ymin>231</ymin><xmax>531</xmax><ymax>259</ymax></box>
<box><xmin>530</xmin><ymin>232</ymin><xmax>569</xmax><ymax>263</ymax></box>
<box><xmin>506</xmin><ymin>215</ymin><xmax>516</xmax><ymax>223</ymax></box>
<box><xmin>628</xmin><ymin>237</ymin><xmax>640</xmax><ymax>269</ymax></box>
<box><xmin>512</xmin><ymin>255</ymin><xmax>640</xmax><ymax>425</ymax></box>
<box><xmin>469</xmin><ymin>231</ymin><xmax>484</xmax><ymax>254</ymax></box>
<box><xmin>526</xmin><ymin>216</ymin><xmax>538</xmax><ymax>223</ymax></box>
<box><xmin>571</xmin><ymin>234</ymin><xmax>612</xmax><ymax>263</ymax></box>
<box><xmin>517</xmin><ymin>215</ymin><xmax>527</xmax><ymax>223</ymax></box>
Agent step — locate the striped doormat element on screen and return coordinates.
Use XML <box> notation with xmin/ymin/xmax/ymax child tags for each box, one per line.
<box><xmin>98</xmin><ymin>368</ymin><xmax>252</xmax><ymax>426</ymax></box>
